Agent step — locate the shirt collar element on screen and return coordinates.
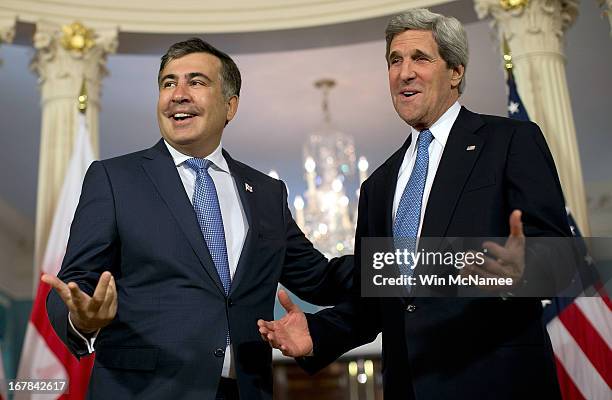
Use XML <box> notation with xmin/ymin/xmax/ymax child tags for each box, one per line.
<box><xmin>409</xmin><ymin>101</ymin><xmax>461</xmax><ymax>150</ymax></box>
<box><xmin>163</xmin><ymin>140</ymin><xmax>230</xmax><ymax>173</ymax></box>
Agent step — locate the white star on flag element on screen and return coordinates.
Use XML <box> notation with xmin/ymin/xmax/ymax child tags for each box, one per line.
<box><xmin>508</xmin><ymin>101</ymin><xmax>520</xmax><ymax>114</ymax></box>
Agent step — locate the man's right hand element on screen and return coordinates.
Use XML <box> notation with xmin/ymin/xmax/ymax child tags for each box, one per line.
<box><xmin>257</xmin><ymin>289</ymin><xmax>313</xmax><ymax>357</ymax></box>
<box><xmin>41</xmin><ymin>271</ymin><xmax>117</xmax><ymax>334</ymax></box>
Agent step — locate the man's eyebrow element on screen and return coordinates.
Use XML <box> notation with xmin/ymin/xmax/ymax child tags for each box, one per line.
<box><xmin>388</xmin><ymin>50</ymin><xmax>402</xmax><ymax>61</ymax></box>
<box><xmin>159</xmin><ymin>72</ymin><xmax>213</xmax><ymax>83</ymax></box>
<box><xmin>159</xmin><ymin>73</ymin><xmax>176</xmax><ymax>84</ymax></box>
<box><xmin>412</xmin><ymin>49</ymin><xmax>433</xmax><ymax>59</ymax></box>
<box><xmin>388</xmin><ymin>48</ymin><xmax>434</xmax><ymax>61</ymax></box>
<box><xmin>186</xmin><ymin>72</ymin><xmax>213</xmax><ymax>82</ymax></box>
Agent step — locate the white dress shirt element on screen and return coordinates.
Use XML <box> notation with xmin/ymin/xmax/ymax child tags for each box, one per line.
<box><xmin>71</xmin><ymin>140</ymin><xmax>248</xmax><ymax>379</ymax></box>
<box><xmin>165</xmin><ymin>140</ymin><xmax>248</xmax><ymax>378</ymax></box>
<box><xmin>392</xmin><ymin>101</ymin><xmax>461</xmax><ymax>236</ymax></box>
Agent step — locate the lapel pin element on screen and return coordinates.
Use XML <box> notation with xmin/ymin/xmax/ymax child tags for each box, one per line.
<box><xmin>245</xmin><ymin>183</ymin><xmax>253</xmax><ymax>192</ymax></box>
<box><xmin>466</xmin><ymin>145</ymin><xmax>476</xmax><ymax>151</ymax></box>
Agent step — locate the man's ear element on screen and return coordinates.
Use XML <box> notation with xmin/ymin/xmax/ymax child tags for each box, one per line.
<box><xmin>450</xmin><ymin>64</ymin><xmax>465</xmax><ymax>89</ymax></box>
<box><xmin>225</xmin><ymin>95</ymin><xmax>239</xmax><ymax>123</ymax></box>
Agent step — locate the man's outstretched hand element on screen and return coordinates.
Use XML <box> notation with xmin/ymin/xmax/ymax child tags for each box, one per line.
<box><xmin>257</xmin><ymin>289</ymin><xmax>313</xmax><ymax>357</ymax></box>
<box><xmin>41</xmin><ymin>271</ymin><xmax>117</xmax><ymax>334</ymax></box>
<box><xmin>461</xmin><ymin>209</ymin><xmax>526</xmax><ymax>291</ymax></box>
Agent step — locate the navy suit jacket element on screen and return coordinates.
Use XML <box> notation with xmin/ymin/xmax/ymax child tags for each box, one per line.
<box><xmin>301</xmin><ymin>107</ymin><xmax>571</xmax><ymax>400</ymax></box>
<box><xmin>47</xmin><ymin>139</ymin><xmax>352</xmax><ymax>399</ymax></box>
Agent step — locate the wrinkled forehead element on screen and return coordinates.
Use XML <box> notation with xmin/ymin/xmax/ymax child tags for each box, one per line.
<box><xmin>159</xmin><ymin>52</ymin><xmax>222</xmax><ymax>80</ymax></box>
<box><xmin>388</xmin><ymin>29</ymin><xmax>438</xmax><ymax>55</ymax></box>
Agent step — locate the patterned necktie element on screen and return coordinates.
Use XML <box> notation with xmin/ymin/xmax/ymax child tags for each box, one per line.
<box><xmin>393</xmin><ymin>129</ymin><xmax>434</xmax><ymax>280</ymax></box>
<box><xmin>185</xmin><ymin>158</ymin><xmax>231</xmax><ymax>347</ymax></box>
<box><xmin>184</xmin><ymin>158</ymin><xmax>232</xmax><ymax>295</ymax></box>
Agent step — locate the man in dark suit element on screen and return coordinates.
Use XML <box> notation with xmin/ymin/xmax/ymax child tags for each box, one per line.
<box><xmin>258</xmin><ymin>9</ymin><xmax>572</xmax><ymax>399</ymax></box>
<box><xmin>42</xmin><ymin>38</ymin><xmax>352</xmax><ymax>400</ymax></box>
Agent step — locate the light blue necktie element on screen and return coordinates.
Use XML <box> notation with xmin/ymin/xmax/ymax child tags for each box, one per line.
<box><xmin>184</xmin><ymin>158</ymin><xmax>232</xmax><ymax>294</ymax></box>
<box><xmin>185</xmin><ymin>158</ymin><xmax>232</xmax><ymax>346</ymax></box>
<box><xmin>393</xmin><ymin>129</ymin><xmax>434</xmax><ymax>279</ymax></box>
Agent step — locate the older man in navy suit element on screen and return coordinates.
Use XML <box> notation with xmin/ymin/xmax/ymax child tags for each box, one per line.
<box><xmin>258</xmin><ymin>9</ymin><xmax>573</xmax><ymax>400</ymax></box>
<box><xmin>43</xmin><ymin>38</ymin><xmax>352</xmax><ymax>400</ymax></box>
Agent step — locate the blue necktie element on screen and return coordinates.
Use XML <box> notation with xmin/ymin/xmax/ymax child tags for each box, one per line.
<box><xmin>184</xmin><ymin>158</ymin><xmax>232</xmax><ymax>295</ymax></box>
<box><xmin>185</xmin><ymin>158</ymin><xmax>231</xmax><ymax>346</ymax></box>
<box><xmin>393</xmin><ymin>129</ymin><xmax>434</xmax><ymax>280</ymax></box>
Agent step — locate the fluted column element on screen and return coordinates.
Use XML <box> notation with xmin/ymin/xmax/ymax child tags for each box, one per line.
<box><xmin>475</xmin><ymin>0</ymin><xmax>590</xmax><ymax>234</ymax></box>
<box><xmin>32</xmin><ymin>21</ymin><xmax>117</xmax><ymax>268</ymax></box>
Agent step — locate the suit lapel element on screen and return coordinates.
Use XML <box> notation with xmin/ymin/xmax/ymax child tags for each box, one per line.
<box><xmin>372</xmin><ymin>136</ymin><xmax>413</xmax><ymax>237</ymax></box>
<box><xmin>421</xmin><ymin>107</ymin><xmax>485</xmax><ymax>237</ymax></box>
<box><xmin>223</xmin><ymin>150</ymin><xmax>258</xmax><ymax>296</ymax></box>
<box><xmin>141</xmin><ymin>140</ymin><xmax>226</xmax><ymax>296</ymax></box>
<box><xmin>370</xmin><ymin>137</ymin><xmax>412</xmax><ymax>305</ymax></box>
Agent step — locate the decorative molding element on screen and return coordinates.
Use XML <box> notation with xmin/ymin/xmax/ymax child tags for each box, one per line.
<box><xmin>0</xmin><ymin>0</ymin><xmax>449</xmax><ymax>33</ymax></box>
<box><xmin>31</xmin><ymin>20</ymin><xmax>118</xmax><ymax>107</ymax></box>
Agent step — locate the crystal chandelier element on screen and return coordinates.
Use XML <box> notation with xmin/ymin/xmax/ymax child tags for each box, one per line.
<box><xmin>292</xmin><ymin>79</ymin><xmax>369</xmax><ymax>258</ymax></box>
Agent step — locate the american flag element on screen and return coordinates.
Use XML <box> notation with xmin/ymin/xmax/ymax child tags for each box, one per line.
<box><xmin>506</xmin><ymin>68</ymin><xmax>611</xmax><ymax>399</ymax></box>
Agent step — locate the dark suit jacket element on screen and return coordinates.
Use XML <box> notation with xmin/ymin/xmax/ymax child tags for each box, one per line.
<box><xmin>301</xmin><ymin>107</ymin><xmax>570</xmax><ymax>400</ymax></box>
<box><xmin>46</xmin><ymin>139</ymin><xmax>352</xmax><ymax>400</ymax></box>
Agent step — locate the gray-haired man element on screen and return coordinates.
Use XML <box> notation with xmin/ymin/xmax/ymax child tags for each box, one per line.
<box><xmin>259</xmin><ymin>9</ymin><xmax>568</xmax><ymax>399</ymax></box>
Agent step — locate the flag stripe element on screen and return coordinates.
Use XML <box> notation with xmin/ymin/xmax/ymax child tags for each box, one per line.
<box><xmin>554</xmin><ymin>356</ymin><xmax>586</xmax><ymax>400</ymax></box>
<box><xmin>558</xmin><ymin>303</ymin><xmax>612</xmax><ymax>387</ymax></box>
<box><xmin>574</xmin><ymin>297</ymin><xmax>612</xmax><ymax>349</ymax></box>
<box><xmin>547</xmin><ymin>317</ymin><xmax>610</xmax><ymax>399</ymax></box>
<box><xmin>29</xmin><ymin>280</ymin><xmax>95</xmax><ymax>399</ymax></box>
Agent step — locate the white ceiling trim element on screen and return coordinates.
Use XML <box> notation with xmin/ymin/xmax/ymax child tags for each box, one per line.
<box><xmin>1</xmin><ymin>0</ymin><xmax>452</xmax><ymax>33</ymax></box>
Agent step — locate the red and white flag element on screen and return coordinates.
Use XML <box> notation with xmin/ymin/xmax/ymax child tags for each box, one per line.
<box><xmin>16</xmin><ymin>113</ymin><xmax>95</xmax><ymax>399</ymax></box>
<box><xmin>506</xmin><ymin>70</ymin><xmax>611</xmax><ymax>400</ymax></box>
<box><xmin>547</xmin><ymin>296</ymin><xmax>612</xmax><ymax>400</ymax></box>
<box><xmin>543</xmin><ymin>213</ymin><xmax>611</xmax><ymax>400</ymax></box>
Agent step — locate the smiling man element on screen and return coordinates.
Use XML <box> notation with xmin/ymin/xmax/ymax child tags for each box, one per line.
<box><xmin>259</xmin><ymin>9</ymin><xmax>572</xmax><ymax>400</ymax></box>
<box><xmin>43</xmin><ymin>38</ymin><xmax>353</xmax><ymax>400</ymax></box>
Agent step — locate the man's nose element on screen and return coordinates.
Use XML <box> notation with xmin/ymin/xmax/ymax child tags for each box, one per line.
<box><xmin>171</xmin><ymin>83</ymin><xmax>191</xmax><ymax>103</ymax></box>
<box><xmin>399</xmin><ymin>61</ymin><xmax>416</xmax><ymax>81</ymax></box>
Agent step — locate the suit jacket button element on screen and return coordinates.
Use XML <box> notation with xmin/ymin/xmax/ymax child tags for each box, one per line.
<box><xmin>214</xmin><ymin>348</ymin><xmax>225</xmax><ymax>357</ymax></box>
<box><xmin>227</xmin><ymin>298</ymin><xmax>234</xmax><ymax>307</ymax></box>
<box><xmin>406</xmin><ymin>304</ymin><xmax>417</xmax><ymax>312</ymax></box>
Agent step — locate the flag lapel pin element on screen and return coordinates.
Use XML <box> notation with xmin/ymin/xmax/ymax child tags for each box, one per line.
<box><xmin>245</xmin><ymin>183</ymin><xmax>253</xmax><ymax>192</ymax></box>
<box><xmin>466</xmin><ymin>145</ymin><xmax>476</xmax><ymax>151</ymax></box>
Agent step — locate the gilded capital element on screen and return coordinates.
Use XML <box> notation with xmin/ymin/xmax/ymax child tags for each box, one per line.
<box><xmin>31</xmin><ymin>20</ymin><xmax>118</xmax><ymax>107</ymax></box>
<box><xmin>61</xmin><ymin>22</ymin><xmax>95</xmax><ymax>54</ymax></box>
<box><xmin>475</xmin><ymin>0</ymin><xmax>579</xmax><ymax>59</ymax></box>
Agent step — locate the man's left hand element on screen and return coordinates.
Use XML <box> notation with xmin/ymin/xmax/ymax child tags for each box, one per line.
<box><xmin>460</xmin><ymin>210</ymin><xmax>525</xmax><ymax>291</ymax></box>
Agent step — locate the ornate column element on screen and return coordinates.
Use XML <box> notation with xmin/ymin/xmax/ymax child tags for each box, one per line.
<box><xmin>32</xmin><ymin>21</ymin><xmax>117</xmax><ymax>267</ymax></box>
<box><xmin>475</xmin><ymin>0</ymin><xmax>591</xmax><ymax>235</ymax></box>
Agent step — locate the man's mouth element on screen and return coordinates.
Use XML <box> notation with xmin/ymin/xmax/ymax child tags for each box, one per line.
<box><xmin>171</xmin><ymin>112</ymin><xmax>196</xmax><ymax>121</ymax></box>
<box><xmin>401</xmin><ymin>91</ymin><xmax>418</xmax><ymax>98</ymax></box>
